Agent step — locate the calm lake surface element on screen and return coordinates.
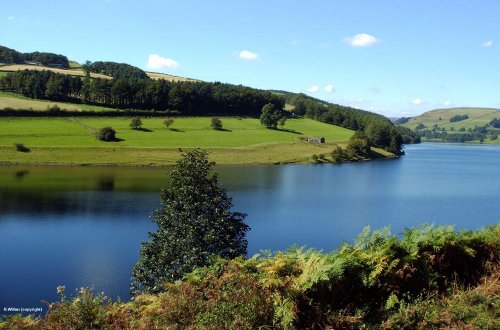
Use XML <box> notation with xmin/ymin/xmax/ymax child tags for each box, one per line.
<box><xmin>1</xmin><ymin>143</ymin><xmax>499</xmax><ymax>314</ymax></box>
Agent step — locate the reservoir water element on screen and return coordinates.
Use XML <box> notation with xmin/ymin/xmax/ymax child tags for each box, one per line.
<box><xmin>1</xmin><ymin>143</ymin><xmax>499</xmax><ymax>314</ymax></box>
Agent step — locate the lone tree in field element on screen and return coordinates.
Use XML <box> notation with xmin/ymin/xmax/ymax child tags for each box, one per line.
<box><xmin>129</xmin><ymin>117</ymin><xmax>142</xmax><ymax>129</ymax></box>
<box><xmin>163</xmin><ymin>118</ymin><xmax>174</xmax><ymax>129</ymax></box>
<box><xmin>96</xmin><ymin>127</ymin><xmax>116</xmax><ymax>141</ymax></box>
<box><xmin>211</xmin><ymin>117</ymin><xmax>223</xmax><ymax>130</ymax></box>
<box><xmin>131</xmin><ymin>149</ymin><xmax>249</xmax><ymax>294</ymax></box>
<box><xmin>260</xmin><ymin>103</ymin><xmax>283</xmax><ymax>129</ymax></box>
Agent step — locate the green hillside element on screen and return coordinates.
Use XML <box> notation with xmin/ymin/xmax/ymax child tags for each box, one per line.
<box><xmin>403</xmin><ymin>107</ymin><xmax>500</xmax><ymax>130</ymax></box>
<box><xmin>0</xmin><ymin>92</ymin><xmax>115</xmax><ymax>112</ymax></box>
<box><xmin>0</xmin><ymin>117</ymin><xmax>384</xmax><ymax>166</ymax></box>
<box><xmin>401</xmin><ymin>107</ymin><xmax>500</xmax><ymax>143</ymax></box>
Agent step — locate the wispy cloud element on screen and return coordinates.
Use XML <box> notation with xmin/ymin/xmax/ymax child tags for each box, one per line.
<box><xmin>239</xmin><ymin>50</ymin><xmax>259</xmax><ymax>61</ymax></box>
<box><xmin>324</xmin><ymin>84</ymin><xmax>335</xmax><ymax>93</ymax></box>
<box><xmin>482</xmin><ymin>40</ymin><xmax>493</xmax><ymax>48</ymax></box>
<box><xmin>147</xmin><ymin>54</ymin><xmax>180</xmax><ymax>70</ymax></box>
<box><xmin>306</xmin><ymin>85</ymin><xmax>319</xmax><ymax>93</ymax></box>
<box><xmin>7</xmin><ymin>16</ymin><xmax>15</xmax><ymax>20</ymax></box>
<box><xmin>411</xmin><ymin>98</ymin><xmax>424</xmax><ymax>105</ymax></box>
<box><xmin>343</xmin><ymin>33</ymin><xmax>378</xmax><ymax>47</ymax></box>
<box><xmin>441</xmin><ymin>100</ymin><xmax>453</xmax><ymax>107</ymax></box>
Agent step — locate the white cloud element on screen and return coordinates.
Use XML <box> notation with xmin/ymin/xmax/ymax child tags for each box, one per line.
<box><xmin>147</xmin><ymin>54</ymin><xmax>179</xmax><ymax>70</ymax></box>
<box><xmin>239</xmin><ymin>50</ymin><xmax>259</xmax><ymax>60</ymax></box>
<box><xmin>7</xmin><ymin>16</ymin><xmax>15</xmax><ymax>20</ymax></box>
<box><xmin>482</xmin><ymin>40</ymin><xmax>493</xmax><ymax>48</ymax></box>
<box><xmin>343</xmin><ymin>33</ymin><xmax>378</xmax><ymax>47</ymax></box>
<box><xmin>411</xmin><ymin>98</ymin><xmax>423</xmax><ymax>105</ymax></box>
<box><xmin>324</xmin><ymin>84</ymin><xmax>335</xmax><ymax>93</ymax></box>
<box><xmin>306</xmin><ymin>85</ymin><xmax>319</xmax><ymax>93</ymax></box>
<box><xmin>442</xmin><ymin>100</ymin><xmax>453</xmax><ymax>106</ymax></box>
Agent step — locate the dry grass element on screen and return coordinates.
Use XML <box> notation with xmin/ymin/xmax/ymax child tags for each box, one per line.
<box><xmin>145</xmin><ymin>71</ymin><xmax>200</xmax><ymax>82</ymax></box>
<box><xmin>0</xmin><ymin>64</ymin><xmax>112</xmax><ymax>79</ymax></box>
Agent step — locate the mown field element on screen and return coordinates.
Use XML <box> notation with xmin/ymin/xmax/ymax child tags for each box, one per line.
<box><xmin>0</xmin><ymin>92</ymin><xmax>115</xmax><ymax>112</ymax></box>
<box><xmin>403</xmin><ymin>107</ymin><xmax>500</xmax><ymax>131</ymax></box>
<box><xmin>0</xmin><ymin>63</ymin><xmax>199</xmax><ymax>82</ymax></box>
<box><xmin>0</xmin><ymin>117</ymin><xmax>370</xmax><ymax>165</ymax></box>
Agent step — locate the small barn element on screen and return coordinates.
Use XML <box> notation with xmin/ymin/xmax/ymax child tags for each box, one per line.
<box><xmin>307</xmin><ymin>137</ymin><xmax>325</xmax><ymax>144</ymax></box>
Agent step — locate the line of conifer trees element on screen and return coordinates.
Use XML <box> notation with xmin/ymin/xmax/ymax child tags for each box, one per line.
<box><xmin>0</xmin><ymin>70</ymin><xmax>284</xmax><ymax>116</ymax></box>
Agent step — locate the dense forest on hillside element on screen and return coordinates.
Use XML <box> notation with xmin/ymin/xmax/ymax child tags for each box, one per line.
<box><xmin>0</xmin><ymin>45</ymin><xmax>69</xmax><ymax>68</ymax></box>
<box><xmin>0</xmin><ymin>70</ymin><xmax>284</xmax><ymax>116</ymax></box>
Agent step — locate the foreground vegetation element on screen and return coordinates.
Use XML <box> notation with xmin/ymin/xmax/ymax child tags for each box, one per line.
<box><xmin>0</xmin><ymin>116</ymin><xmax>380</xmax><ymax>165</ymax></box>
<box><xmin>1</xmin><ymin>224</ymin><xmax>498</xmax><ymax>329</ymax></box>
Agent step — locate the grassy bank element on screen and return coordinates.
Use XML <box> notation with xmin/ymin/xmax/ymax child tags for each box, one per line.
<box><xmin>0</xmin><ymin>116</ymin><xmax>387</xmax><ymax>165</ymax></box>
<box><xmin>1</xmin><ymin>225</ymin><xmax>498</xmax><ymax>329</ymax></box>
<box><xmin>0</xmin><ymin>92</ymin><xmax>116</xmax><ymax>112</ymax></box>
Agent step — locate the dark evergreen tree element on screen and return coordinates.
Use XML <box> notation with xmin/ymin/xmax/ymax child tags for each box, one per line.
<box><xmin>131</xmin><ymin>149</ymin><xmax>249</xmax><ymax>294</ymax></box>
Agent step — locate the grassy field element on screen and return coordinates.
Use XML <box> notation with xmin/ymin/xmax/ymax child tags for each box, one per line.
<box><xmin>403</xmin><ymin>107</ymin><xmax>500</xmax><ymax>130</ymax></box>
<box><xmin>0</xmin><ymin>117</ymin><xmax>370</xmax><ymax>165</ymax></box>
<box><xmin>145</xmin><ymin>71</ymin><xmax>200</xmax><ymax>82</ymax></box>
<box><xmin>0</xmin><ymin>92</ymin><xmax>116</xmax><ymax>112</ymax></box>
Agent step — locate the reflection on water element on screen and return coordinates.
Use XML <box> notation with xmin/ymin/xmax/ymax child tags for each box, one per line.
<box><xmin>1</xmin><ymin>143</ymin><xmax>499</xmax><ymax>314</ymax></box>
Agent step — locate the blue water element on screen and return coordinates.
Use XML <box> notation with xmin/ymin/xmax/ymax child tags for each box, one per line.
<box><xmin>1</xmin><ymin>143</ymin><xmax>499</xmax><ymax>315</ymax></box>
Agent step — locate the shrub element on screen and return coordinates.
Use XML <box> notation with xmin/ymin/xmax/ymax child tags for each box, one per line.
<box><xmin>346</xmin><ymin>137</ymin><xmax>370</xmax><ymax>157</ymax></box>
<box><xmin>211</xmin><ymin>117</ymin><xmax>223</xmax><ymax>130</ymax></box>
<box><xmin>450</xmin><ymin>114</ymin><xmax>469</xmax><ymax>123</ymax></box>
<box><xmin>14</xmin><ymin>143</ymin><xmax>30</xmax><ymax>152</ymax></box>
<box><xmin>415</xmin><ymin>123</ymin><xmax>426</xmax><ymax>130</ymax></box>
<box><xmin>331</xmin><ymin>145</ymin><xmax>345</xmax><ymax>162</ymax></box>
<box><xmin>44</xmin><ymin>286</ymin><xmax>108</xmax><ymax>330</ymax></box>
<box><xmin>129</xmin><ymin>117</ymin><xmax>142</xmax><ymax>129</ymax></box>
<box><xmin>96</xmin><ymin>127</ymin><xmax>116</xmax><ymax>141</ymax></box>
<box><xmin>163</xmin><ymin>118</ymin><xmax>174</xmax><ymax>128</ymax></box>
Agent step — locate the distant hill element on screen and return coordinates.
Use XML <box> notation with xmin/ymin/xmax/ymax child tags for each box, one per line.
<box><xmin>401</xmin><ymin>107</ymin><xmax>500</xmax><ymax>143</ymax></box>
<box><xmin>402</xmin><ymin>107</ymin><xmax>500</xmax><ymax>130</ymax></box>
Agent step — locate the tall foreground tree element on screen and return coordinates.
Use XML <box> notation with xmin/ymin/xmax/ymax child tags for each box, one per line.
<box><xmin>131</xmin><ymin>149</ymin><xmax>249</xmax><ymax>294</ymax></box>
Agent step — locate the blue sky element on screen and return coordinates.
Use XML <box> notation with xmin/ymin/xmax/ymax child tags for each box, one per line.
<box><xmin>1</xmin><ymin>0</ymin><xmax>499</xmax><ymax>117</ymax></box>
